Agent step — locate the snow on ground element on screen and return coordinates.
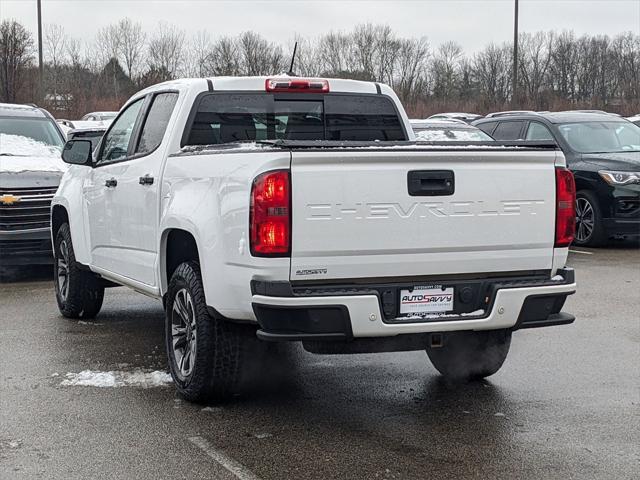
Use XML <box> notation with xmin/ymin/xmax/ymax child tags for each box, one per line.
<box><xmin>60</xmin><ymin>369</ymin><xmax>173</xmax><ymax>388</ymax></box>
<box><xmin>0</xmin><ymin>134</ymin><xmax>66</xmax><ymax>173</ymax></box>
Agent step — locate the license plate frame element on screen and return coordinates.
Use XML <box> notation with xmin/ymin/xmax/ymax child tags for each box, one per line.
<box><xmin>399</xmin><ymin>285</ymin><xmax>454</xmax><ymax>315</ymax></box>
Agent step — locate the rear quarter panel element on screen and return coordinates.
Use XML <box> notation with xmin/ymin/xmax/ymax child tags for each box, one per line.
<box><xmin>159</xmin><ymin>149</ymin><xmax>291</xmax><ymax>320</ymax></box>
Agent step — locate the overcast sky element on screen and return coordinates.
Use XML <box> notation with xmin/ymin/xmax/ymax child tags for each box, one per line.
<box><xmin>2</xmin><ymin>0</ymin><xmax>639</xmax><ymax>53</ymax></box>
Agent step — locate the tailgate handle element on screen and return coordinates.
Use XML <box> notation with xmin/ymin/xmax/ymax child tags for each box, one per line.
<box><xmin>407</xmin><ymin>170</ymin><xmax>454</xmax><ymax>196</ymax></box>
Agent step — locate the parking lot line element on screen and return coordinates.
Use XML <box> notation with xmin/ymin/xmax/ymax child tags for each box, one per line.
<box><xmin>569</xmin><ymin>249</ymin><xmax>593</xmax><ymax>255</ymax></box>
<box><xmin>188</xmin><ymin>435</ymin><xmax>262</xmax><ymax>480</ymax></box>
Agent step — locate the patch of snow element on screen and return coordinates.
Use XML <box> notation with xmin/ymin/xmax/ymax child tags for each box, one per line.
<box><xmin>201</xmin><ymin>406</ymin><xmax>224</xmax><ymax>413</ymax></box>
<box><xmin>415</xmin><ymin>129</ymin><xmax>491</xmax><ymax>142</ymax></box>
<box><xmin>0</xmin><ymin>134</ymin><xmax>66</xmax><ymax>173</ymax></box>
<box><xmin>551</xmin><ymin>275</ymin><xmax>565</xmax><ymax>281</ymax></box>
<box><xmin>60</xmin><ymin>369</ymin><xmax>173</xmax><ymax>388</ymax></box>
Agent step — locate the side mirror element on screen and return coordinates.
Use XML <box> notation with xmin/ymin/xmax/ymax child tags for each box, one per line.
<box><xmin>61</xmin><ymin>140</ymin><xmax>93</xmax><ymax>166</ymax></box>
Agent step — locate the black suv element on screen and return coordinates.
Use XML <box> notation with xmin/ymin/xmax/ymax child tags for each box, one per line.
<box><xmin>474</xmin><ymin>111</ymin><xmax>640</xmax><ymax>246</ymax></box>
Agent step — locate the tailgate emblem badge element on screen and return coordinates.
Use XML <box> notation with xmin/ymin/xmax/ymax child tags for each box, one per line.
<box><xmin>295</xmin><ymin>268</ymin><xmax>327</xmax><ymax>276</ymax></box>
<box><xmin>0</xmin><ymin>194</ymin><xmax>20</xmax><ymax>205</ymax></box>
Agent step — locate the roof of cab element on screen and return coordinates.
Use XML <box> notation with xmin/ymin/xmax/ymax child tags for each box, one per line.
<box><xmin>134</xmin><ymin>76</ymin><xmax>384</xmax><ymax>98</ymax></box>
<box><xmin>0</xmin><ymin>103</ymin><xmax>47</xmax><ymax>118</ymax></box>
<box><xmin>476</xmin><ymin>110</ymin><xmax>627</xmax><ymax>125</ymax></box>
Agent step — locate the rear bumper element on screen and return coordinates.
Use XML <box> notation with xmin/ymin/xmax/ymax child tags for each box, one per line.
<box><xmin>0</xmin><ymin>228</ymin><xmax>53</xmax><ymax>266</ymax></box>
<box><xmin>252</xmin><ymin>269</ymin><xmax>576</xmax><ymax>340</ymax></box>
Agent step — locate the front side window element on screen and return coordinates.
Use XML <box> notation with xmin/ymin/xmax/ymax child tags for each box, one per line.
<box><xmin>185</xmin><ymin>93</ymin><xmax>406</xmax><ymax>146</ymax></box>
<box><xmin>526</xmin><ymin>122</ymin><xmax>554</xmax><ymax>141</ymax></box>
<box><xmin>98</xmin><ymin>99</ymin><xmax>144</xmax><ymax>164</ymax></box>
<box><xmin>558</xmin><ymin>121</ymin><xmax>640</xmax><ymax>153</ymax></box>
<box><xmin>135</xmin><ymin>93</ymin><xmax>178</xmax><ymax>154</ymax></box>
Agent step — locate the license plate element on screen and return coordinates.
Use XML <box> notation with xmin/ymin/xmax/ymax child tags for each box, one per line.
<box><xmin>399</xmin><ymin>286</ymin><xmax>454</xmax><ymax>315</ymax></box>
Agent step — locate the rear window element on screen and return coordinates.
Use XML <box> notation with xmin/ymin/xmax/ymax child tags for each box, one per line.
<box><xmin>184</xmin><ymin>93</ymin><xmax>406</xmax><ymax>146</ymax></box>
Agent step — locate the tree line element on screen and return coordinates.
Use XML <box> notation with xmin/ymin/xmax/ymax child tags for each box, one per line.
<box><xmin>0</xmin><ymin>18</ymin><xmax>638</xmax><ymax>118</ymax></box>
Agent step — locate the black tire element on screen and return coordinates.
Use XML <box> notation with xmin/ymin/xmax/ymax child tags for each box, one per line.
<box><xmin>54</xmin><ymin>223</ymin><xmax>104</xmax><ymax>319</ymax></box>
<box><xmin>574</xmin><ymin>190</ymin><xmax>607</xmax><ymax>247</ymax></box>
<box><xmin>426</xmin><ymin>329</ymin><xmax>511</xmax><ymax>381</ymax></box>
<box><xmin>165</xmin><ymin>261</ymin><xmax>257</xmax><ymax>403</ymax></box>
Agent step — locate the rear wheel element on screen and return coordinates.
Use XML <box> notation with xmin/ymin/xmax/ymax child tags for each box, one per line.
<box><xmin>165</xmin><ymin>261</ymin><xmax>258</xmax><ymax>403</ymax></box>
<box><xmin>574</xmin><ymin>190</ymin><xmax>607</xmax><ymax>247</ymax></box>
<box><xmin>426</xmin><ymin>330</ymin><xmax>511</xmax><ymax>381</ymax></box>
<box><xmin>54</xmin><ymin>223</ymin><xmax>104</xmax><ymax>319</ymax></box>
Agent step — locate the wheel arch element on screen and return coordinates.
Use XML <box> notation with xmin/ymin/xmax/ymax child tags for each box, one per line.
<box><xmin>160</xmin><ymin>227</ymin><xmax>202</xmax><ymax>297</ymax></box>
<box><xmin>51</xmin><ymin>204</ymin><xmax>69</xmax><ymax>240</ymax></box>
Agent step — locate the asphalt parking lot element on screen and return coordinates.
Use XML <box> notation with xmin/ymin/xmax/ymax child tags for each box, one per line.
<box><xmin>1</xmin><ymin>244</ymin><xmax>638</xmax><ymax>480</ymax></box>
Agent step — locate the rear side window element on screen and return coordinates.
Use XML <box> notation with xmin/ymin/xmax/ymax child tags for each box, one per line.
<box><xmin>184</xmin><ymin>93</ymin><xmax>406</xmax><ymax>146</ymax></box>
<box><xmin>492</xmin><ymin>121</ymin><xmax>526</xmax><ymax>140</ymax></box>
<box><xmin>526</xmin><ymin>122</ymin><xmax>554</xmax><ymax>141</ymax></box>
<box><xmin>136</xmin><ymin>93</ymin><xmax>178</xmax><ymax>154</ymax></box>
<box><xmin>475</xmin><ymin>121</ymin><xmax>497</xmax><ymax>136</ymax></box>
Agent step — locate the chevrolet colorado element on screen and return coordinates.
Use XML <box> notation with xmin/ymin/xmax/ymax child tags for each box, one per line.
<box><xmin>52</xmin><ymin>76</ymin><xmax>577</xmax><ymax>402</ymax></box>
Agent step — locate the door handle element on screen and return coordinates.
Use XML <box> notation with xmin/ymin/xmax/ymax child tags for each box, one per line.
<box><xmin>105</xmin><ymin>178</ymin><xmax>118</xmax><ymax>188</ymax></box>
<box><xmin>407</xmin><ymin>170</ymin><xmax>455</xmax><ymax>196</ymax></box>
<box><xmin>139</xmin><ymin>175</ymin><xmax>154</xmax><ymax>186</ymax></box>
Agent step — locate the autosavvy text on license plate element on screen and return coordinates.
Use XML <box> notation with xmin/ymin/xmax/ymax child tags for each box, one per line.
<box><xmin>399</xmin><ymin>286</ymin><xmax>454</xmax><ymax>315</ymax></box>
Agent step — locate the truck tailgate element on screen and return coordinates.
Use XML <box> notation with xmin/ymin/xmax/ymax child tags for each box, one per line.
<box><xmin>290</xmin><ymin>149</ymin><xmax>558</xmax><ymax>281</ymax></box>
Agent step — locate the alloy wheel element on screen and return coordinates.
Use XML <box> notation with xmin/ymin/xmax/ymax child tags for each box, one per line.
<box><xmin>575</xmin><ymin>197</ymin><xmax>595</xmax><ymax>243</ymax></box>
<box><xmin>56</xmin><ymin>240</ymin><xmax>70</xmax><ymax>300</ymax></box>
<box><xmin>171</xmin><ymin>288</ymin><xmax>197</xmax><ymax>379</ymax></box>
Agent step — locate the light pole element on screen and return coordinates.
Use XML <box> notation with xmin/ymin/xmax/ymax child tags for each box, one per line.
<box><xmin>37</xmin><ymin>0</ymin><xmax>43</xmax><ymax>102</ymax></box>
<box><xmin>512</xmin><ymin>0</ymin><xmax>519</xmax><ymax>106</ymax></box>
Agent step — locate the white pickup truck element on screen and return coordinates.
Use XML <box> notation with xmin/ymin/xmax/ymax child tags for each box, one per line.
<box><xmin>52</xmin><ymin>76</ymin><xmax>577</xmax><ymax>402</ymax></box>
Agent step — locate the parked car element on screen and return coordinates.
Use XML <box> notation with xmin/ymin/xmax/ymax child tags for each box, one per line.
<box><xmin>57</xmin><ymin>119</ymin><xmax>111</xmax><ymax>137</ymax></box>
<box><xmin>627</xmin><ymin>115</ymin><xmax>640</xmax><ymax>127</ymax></box>
<box><xmin>81</xmin><ymin>111</ymin><xmax>118</xmax><ymax>122</ymax></box>
<box><xmin>67</xmin><ymin>125</ymin><xmax>107</xmax><ymax>151</ymax></box>
<box><xmin>474</xmin><ymin>111</ymin><xmax>640</xmax><ymax>246</ymax></box>
<box><xmin>53</xmin><ymin>76</ymin><xmax>576</xmax><ymax>402</ymax></box>
<box><xmin>0</xmin><ymin>103</ymin><xmax>66</xmax><ymax>266</ymax></box>
<box><xmin>411</xmin><ymin>119</ymin><xmax>494</xmax><ymax>142</ymax></box>
<box><xmin>426</xmin><ymin>112</ymin><xmax>483</xmax><ymax>124</ymax></box>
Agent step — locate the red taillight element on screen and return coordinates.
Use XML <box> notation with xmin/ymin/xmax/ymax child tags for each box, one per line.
<box><xmin>250</xmin><ymin>170</ymin><xmax>291</xmax><ymax>256</ymax></box>
<box><xmin>265</xmin><ymin>78</ymin><xmax>329</xmax><ymax>93</ymax></box>
<box><xmin>555</xmin><ymin>167</ymin><xmax>576</xmax><ymax>247</ymax></box>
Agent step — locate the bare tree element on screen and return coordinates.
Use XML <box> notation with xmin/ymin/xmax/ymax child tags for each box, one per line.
<box><xmin>147</xmin><ymin>22</ymin><xmax>185</xmax><ymax>81</ymax></box>
<box><xmin>518</xmin><ymin>32</ymin><xmax>553</xmax><ymax>108</ymax></box>
<box><xmin>208</xmin><ymin>36</ymin><xmax>240</xmax><ymax>76</ymax></box>
<box><xmin>117</xmin><ymin>18</ymin><xmax>146</xmax><ymax>80</ymax></box>
<box><xmin>183</xmin><ymin>30</ymin><xmax>212</xmax><ymax>77</ymax></box>
<box><xmin>44</xmin><ymin>24</ymin><xmax>68</xmax><ymax>96</ymax></box>
<box><xmin>473</xmin><ymin>43</ymin><xmax>512</xmax><ymax>106</ymax></box>
<box><xmin>394</xmin><ymin>37</ymin><xmax>430</xmax><ymax>102</ymax></box>
<box><xmin>431</xmin><ymin>41</ymin><xmax>463</xmax><ymax>99</ymax></box>
<box><xmin>0</xmin><ymin>20</ymin><xmax>34</xmax><ymax>102</ymax></box>
<box><xmin>95</xmin><ymin>24</ymin><xmax>120</xmax><ymax>71</ymax></box>
<box><xmin>238</xmin><ymin>31</ymin><xmax>283</xmax><ymax>75</ymax></box>
<box><xmin>318</xmin><ymin>32</ymin><xmax>349</xmax><ymax>74</ymax></box>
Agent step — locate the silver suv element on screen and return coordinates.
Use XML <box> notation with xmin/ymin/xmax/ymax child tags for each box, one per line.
<box><xmin>0</xmin><ymin>103</ymin><xmax>66</xmax><ymax>266</ymax></box>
